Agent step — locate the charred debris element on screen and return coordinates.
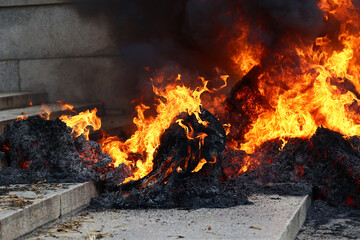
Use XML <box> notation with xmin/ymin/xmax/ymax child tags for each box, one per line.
<box><xmin>0</xmin><ymin>100</ymin><xmax>359</xmax><ymax>209</ymax></box>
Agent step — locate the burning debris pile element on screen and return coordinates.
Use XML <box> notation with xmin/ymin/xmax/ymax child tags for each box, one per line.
<box><xmin>2</xmin><ymin>0</ymin><xmax>360</xmax><ymax>211</ymax></box>
<box><xmin>106</xmin><ymin>108</ymin><xmax>235</xmax><ymax>208</ymax></box>
<box><xmin>0</xmin><ymin>116</ymin><xmax>130</xmax><ymax>185</ymax></box>
<box><xmin>223</xmin><ymin>127</ymin><xmax>360</xmax><ymax>207</ymax></box>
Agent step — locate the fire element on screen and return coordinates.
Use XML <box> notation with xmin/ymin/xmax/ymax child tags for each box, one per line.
<box><xmin>16</xmin><ymin>112</ymin><xmax>28</xmax><ymax>121</ymax></box>
<box><xmin>228</xmin><ymin>15</ymin><xmax>264</xmax><ymax>76</ymax></box>
<box><xmin>191</xmin><ymin>158</ymin><xmax>207</xmax><ymax>173</ymax></box>
<box><xmin>34</xmin><ymin>0</ymin><xmax>360</xmax><ymax>182</ymax></box>
<box><xmin>57</xmin><ymin>102</ymin><xmax>101</xmax><ymax>140</ymax></box>
<box><xmin>40</xmin><ymin>103</ymin><xmax>51</xmax><ymax>120</ymax></box>
<box><xmin>228</xmin><ymin>0</ymin><xmax>360</xmax><ymax>158</ymax></box>
<box><xmin>57</xmin><ymin>100</ymin><xmax>76</xmax><ymax>113</ymax></box>
<box><xmin>59</xmin><ymin>108</ymin><xmax>101</xmax><ymax>140</ymax></box>
<box><xmin>100</xmin><ymin>76</ymin><xmax>210</xmax><ymax>183</ymax></box>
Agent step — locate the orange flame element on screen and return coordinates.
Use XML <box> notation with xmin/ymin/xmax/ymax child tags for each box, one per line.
<box><xmin>57</xmin><ymin>100</ymin><xmax>77</xmax><ymax>113</ymax></box>
<box><xmin>59</xmin><ymin>108</ymin><xmax>101</xmax><ymax>140</ymax></box>
<box><xmin>100</xmin><ymin>75</ymin><xmax>211</xmax><ymax>183</ymax></box>
<box><xmin>229</xmin><ymin>0</ymin><xmax>360</xmax><ymax>160</ymax></box>
<box><xmin>40</xmin><ymin>103</ymin><xmax>51</xmax><ymax>120</ymax></box>
<box><xmin>191</xmin><ymin>158</ymin><xmax>207</xmax><ymax>173</ymax></box>
<box><xmin>16</xmin><ymin>112</ymin><xmax>28</xmax><ymax>121</ymax></box>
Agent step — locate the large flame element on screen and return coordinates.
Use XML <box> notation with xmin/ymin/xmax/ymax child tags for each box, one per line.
<box><xmin>229</xmin><ymin>0</ymin><xmax>360</xmax><ymax>157</ymax></box>
<box><xmin>99</xmin><ymin>75</ymin><xmax>212</xmax><ymax>182</ymax></box>
<box><xmin>58</xmin><ymin>0</ymin><xmax>360</xmax><ymax>180</ymax></box>
<box><xmin>57</xmin><ymin>75</ymin><xmax>228</xmax><ymax>183</ymax></box>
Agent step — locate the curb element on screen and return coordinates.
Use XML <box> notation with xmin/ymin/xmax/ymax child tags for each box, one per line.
<box><xmin>0</xmin><ymin>182</ymin><xmax>98</xmax><ymax>240</ymax></box>
<box><xmin>280</xmin><ymin>195</ymin><xmax>312</xmax><ymax>240</ymax></box>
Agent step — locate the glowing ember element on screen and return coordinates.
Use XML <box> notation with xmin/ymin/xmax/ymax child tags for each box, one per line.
<box><xmin>191</xmin><ymin>158</ymin><xmax>207</xmax><ymax>173</ymax></box>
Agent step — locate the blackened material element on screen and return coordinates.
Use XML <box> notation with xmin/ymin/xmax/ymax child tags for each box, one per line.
<box><xmin>224</xmin><ymin>66</ymin><xmax>273</xmax><ymax>144</ymax></box>
<box><xmin>0</xmin><ymin>116</ymin><xmax>130</xmax><ymax>185</ymax></box>
<box><xmin>223</xmin><ymin>127</ymin><xmax>360</xmax><ymax>207</ymax></box>
<box><xmin>92</xmin><ymin>109</ymin><xmax>246</xmax><ymax>209</ymax></box>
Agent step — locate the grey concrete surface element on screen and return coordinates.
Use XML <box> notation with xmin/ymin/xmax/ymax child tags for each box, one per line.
<box><xmin>0</xmin><ymin>2</ymin><xmax>125</xmax><ymax>109</ymax></box>
<box><xmin>0</xmin><ymin>92</ymin><xmax>47</xmax><ymax>110</ymax></box>
<box><xmin>0</xmin><ymin>4</ymin><xmax>117</xmax><ymax>60</ymax></box>
<box><xmin>280</xmin><ymin>195</ymin><xmax>311</xmax><ymax>240</ymax></box>
<box><xmin>0</xmin><ymin>102</ymin><xmax>104</xmax><ymax>134</ymax></box>
<box><xmin>27</xmin><ymin>194</ymin><xmax>310</xmax><ymax>240</ymax></box>
<box><xmin>0</xmin><ymin>0</ymin><xmax>71</xmax><ymax>7</ymax></box>
<box><xmin>60</xmin><ymin>182</ymin><xmax>98</xmax><ymax>216</ymax></box>
<box><xmin>0</xmin><ymin>182</ymin><xmax>98</xmax><ymax>240</ymax></box>
<box><xmin>296</xmin><ymin>200</ymin><xmax>360</xmax><ymax>240</ymax></box>
<box><xmin>0</xmin><ymin>61</ymin><xmax>19</xmax><ymax>92</ymax></box>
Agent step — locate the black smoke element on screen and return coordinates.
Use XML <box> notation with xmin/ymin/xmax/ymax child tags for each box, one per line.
<box><xmin>74</xmin><ymin>0</ymin><xmax>325</xmax><ymax>107</ymax></box>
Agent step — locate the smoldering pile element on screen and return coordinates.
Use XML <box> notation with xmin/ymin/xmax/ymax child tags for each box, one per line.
<box><xmin>0</xmin><ymin>116</ymin><xmax>131</xmax><ymax>186</ymax></box>
<box><xmin>94</xmin><ymin>108</ymin><xmax>249</xmax><ymax>209</ymax></box>
<box><xmin>223</xmin><ymin>127</ymin><xmax>360</xmax><ymax>208</ymax></box>
<box><xmin>1</xmin><ymin>112</ymin><xmax>360</xmax><ymax>209</ymax></box>
<box><xmin>0</xmin><ymin>110</ymin><xmax>250</xmax><ymax>209</ymax></box>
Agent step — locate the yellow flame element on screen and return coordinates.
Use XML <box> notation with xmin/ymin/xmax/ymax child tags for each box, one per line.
<box><xmin>235</xmin><ymin>0</ymin><xmax>360</xmax><ymax>156</ymax></box>
<box><xmin>60</xmin><ymin>108</ymin><xmax>101</xmax><ymax>140</ymax></box>
<box><xmin>100</xmin><ymin>76</ymin><xmax>210</xmax><ymax>183</ymax></box>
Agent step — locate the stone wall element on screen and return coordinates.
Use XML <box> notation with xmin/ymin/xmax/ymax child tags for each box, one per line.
<box><xmin>0</xmin><ymin>0</ymin><xmax>131</xmax><ymax>111</ymax></box>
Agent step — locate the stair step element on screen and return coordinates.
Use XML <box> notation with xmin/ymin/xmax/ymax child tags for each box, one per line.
<box><xmin>0</xmin><ymin>92</ymin><xmax>47</xmax><ymax>111</ymax></box>
<box><xmin>0</xmin><ymin>102</ymin><xmax>104</xmax><ymax>135</ymax></box>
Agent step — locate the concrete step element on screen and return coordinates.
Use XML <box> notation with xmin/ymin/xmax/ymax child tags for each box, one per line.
<box><xmin>0</xmin><ymin>92</ymin><xmax>47</xmax><ymax>111</ymax></box>
<box><xmin>0</xmin><ymin>102</ymin><xmax>104</xmax><ymax>135</ymax></box>
<box><xmin>0</xmin><ymin>182</ymin><xmax>98</xmax><ymax>240</ymax></box>
<box><xmin>27</xmin><ymin>194</ymin><xmax>311</xmax><ymax>240</ymax></box>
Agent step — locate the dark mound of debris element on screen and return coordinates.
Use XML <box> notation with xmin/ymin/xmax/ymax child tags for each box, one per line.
<box><xmin>224</xmin><ymin>66</ymin><xmax>272</xmax><ymax>144</ymax></box>
<box><xmin>0</xmin><ymin>116</ymin><xmax>130</xmax><ymax>185</ymax></box>
<box><xmin>93</xmin><ymin>108</ymin><xmax>249</xmax><ymax>209</ymax></box>
<box><xmin>223</xmin><ymin>127</ymin><xmax>360</xmax><ymax>207</ymax></box>
<box><xmin>4</xmin><ymin>112</ymin><xmax>359</xmax><ymax>210</ymax></box>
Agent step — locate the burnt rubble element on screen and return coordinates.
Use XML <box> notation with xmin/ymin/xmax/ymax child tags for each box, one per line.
<box><xmin>1</xmin><ymin>113</ymin><xmax>360</xmax><ymax>210</ymax></box>
<box><xmin>95</xmin><ymin>108</ymin><xmax>250</xmax><ymax>209</ymax></box>
<box><xmin>223</xmin><ymin>127</ymin><xmax>360</xmax><ymax>208</ymax></box>
<box><xmin>0</xmin><ymin>116</ymin><xmax>130</xmax><ymax>185</ymax></box>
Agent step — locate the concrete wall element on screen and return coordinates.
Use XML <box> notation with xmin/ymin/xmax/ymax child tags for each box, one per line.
<box><xmin>0</xmin><ymin>0</ymin><xmax>129</xmax><ymax>110</ymax></box>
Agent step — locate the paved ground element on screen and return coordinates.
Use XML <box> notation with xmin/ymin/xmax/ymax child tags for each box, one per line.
<box><xmin>296</xmin><ymin>200</ymin><xmax>360</xmax><ymax>240</ymax></box>
<box><xmin>26</xmin><ymin>194</ymin><xmax>309</xmax><ymax>240</ymax></box>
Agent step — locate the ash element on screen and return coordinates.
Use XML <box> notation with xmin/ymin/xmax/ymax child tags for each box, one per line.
<box><xmin>0</xmin><ymin>116</ymin><xmax>130</xmax><ymax>185</ymax></box>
